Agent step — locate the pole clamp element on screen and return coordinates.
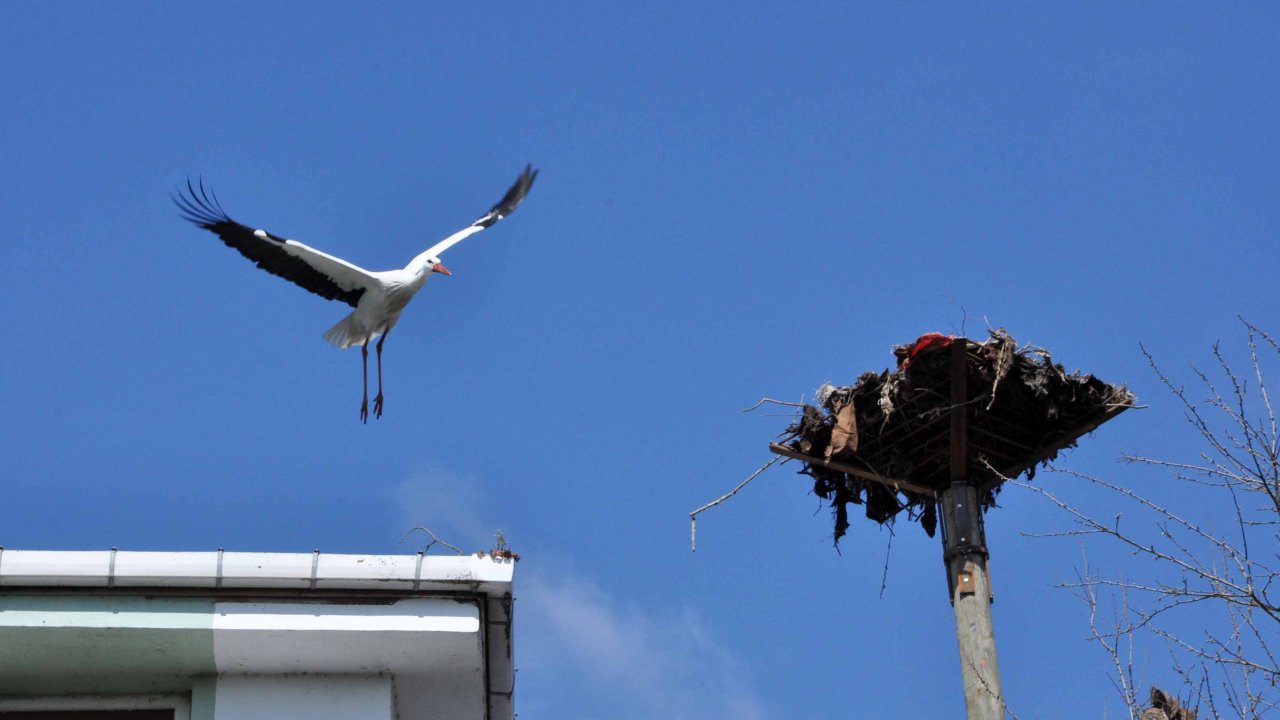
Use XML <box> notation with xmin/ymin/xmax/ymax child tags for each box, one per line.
<box><xmin>943</xmin><ymin>542</ymin><xmax>989</xmax><ymax>563</ymax></box>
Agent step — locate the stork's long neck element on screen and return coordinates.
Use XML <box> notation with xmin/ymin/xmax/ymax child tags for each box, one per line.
<box><xmin>405</xmin><ymin>251</ymin><xmax>435</xmax><ymax>277</ymax></box>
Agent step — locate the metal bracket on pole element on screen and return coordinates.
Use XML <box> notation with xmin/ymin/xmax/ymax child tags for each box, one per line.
<box><xmin>941</xmin><ymin>484</ymin><xmax>990</xmax><ymax>604</ymax></box>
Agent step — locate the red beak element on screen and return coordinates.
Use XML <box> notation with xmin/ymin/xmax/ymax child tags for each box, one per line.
<box><xmin>432</xmin><ymin>262</ymin><xmax>452</xmax><ymax>277</ymax></box>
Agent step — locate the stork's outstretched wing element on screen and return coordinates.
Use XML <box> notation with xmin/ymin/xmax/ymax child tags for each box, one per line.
<box><xmin>419</xmin><ymin>164</ymin><xmax>539</xmax><ymax>260</ymax></box>
<box><xmin>175</xmin><ymin>179</ymin><xmax>376</xmax><ymax>308</ymax></box>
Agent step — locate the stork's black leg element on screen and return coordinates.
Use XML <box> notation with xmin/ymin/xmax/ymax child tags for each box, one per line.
<box><xmin>374</xmin><ymin>329</ymin><xmax>389</xmax><ymax>419</ymax></box>
<box><xmin>360</xmin><ymin>340</ymin><xmax>370</xmax><ymax>424</ymax></box>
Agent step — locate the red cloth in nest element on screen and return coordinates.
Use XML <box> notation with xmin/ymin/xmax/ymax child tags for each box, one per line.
<box><xmin>900</xmin><ymin>332</ymin><xmax>954</xmax><ymax>369</ymax></box>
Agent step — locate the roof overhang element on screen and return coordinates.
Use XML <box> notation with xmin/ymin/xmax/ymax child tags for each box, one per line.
<box><xmin>0</xmin><ymin>550</ymin><xmax>515</xmax><ymax>720</ymax></box>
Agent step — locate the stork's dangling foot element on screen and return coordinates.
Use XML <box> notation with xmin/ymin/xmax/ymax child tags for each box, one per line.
<box><xmin>360</xmin><ymin>341</ymin><xmax>370</xmax><ymax>423</ymax></box>
<box><xmin>373</xmin><ymin>329</ymin><xmax>389</xmax><ymax>419</ymax></box>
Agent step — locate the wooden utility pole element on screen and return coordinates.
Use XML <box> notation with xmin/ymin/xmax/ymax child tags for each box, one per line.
<box><xmin>942</xmin><ymin>340</ymin><xmax>1003</xmax><ymax>719</ymax></box>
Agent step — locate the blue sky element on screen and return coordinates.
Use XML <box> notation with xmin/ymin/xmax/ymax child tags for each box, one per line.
<box><xmin>2</xmin><ymin>4</ymin><xmax>1278</xmax><ymax>718</ymax></box>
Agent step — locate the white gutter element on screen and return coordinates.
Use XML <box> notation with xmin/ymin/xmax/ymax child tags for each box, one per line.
<box><xmin>0</xmin><ymin>549</ymin><xmax>514</xmax><ymax>595</ymax></box>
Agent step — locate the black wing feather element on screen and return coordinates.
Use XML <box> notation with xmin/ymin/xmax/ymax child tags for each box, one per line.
<box><xmin>174</xmin><ymin>178</ymin><xmax>366</xmax><ymax>308</ymax></box>
<box><xmin>473</xmin><ymin>164</ymin><xmax>539</xmax><ymax>229</ymax></box>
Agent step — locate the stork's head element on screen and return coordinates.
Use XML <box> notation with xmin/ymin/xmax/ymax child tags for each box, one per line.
<box><xmin>429</xmin><ymin>257</ymin><xmax>452</xmax><ymax>277</ymax></box>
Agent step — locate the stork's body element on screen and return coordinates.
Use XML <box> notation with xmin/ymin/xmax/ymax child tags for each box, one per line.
<box><xmin>323</xmin><ymin>267</ymin><xmax>430</xmax><ymax>350</ymax></box>
<box><xmin>175</xmin><ymin>165</ymin><xmax>538</xmax><ymax>421</ymax></box>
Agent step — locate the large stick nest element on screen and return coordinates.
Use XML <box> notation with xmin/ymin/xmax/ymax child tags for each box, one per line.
<box><xmin>780</xmin><ymin>330</ymin><xmax>1135</xmax><ymax>543</ymax></box>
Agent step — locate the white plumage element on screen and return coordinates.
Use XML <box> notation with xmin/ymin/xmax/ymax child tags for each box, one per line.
<box><xmin>176</xmin><ymin>165</ymin><xmax>538</xmax><ymax>421</ymax></box>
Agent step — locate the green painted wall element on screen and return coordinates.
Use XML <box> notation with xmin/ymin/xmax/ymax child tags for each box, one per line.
<box><xmin>190</xmin><ymin>676</ymin><xmax>216</xmax><ymax>720</ymax></box>
<box><xmin>0</xmin><ymin>595</ymin><xmax>216</xmax><ymax>695</ymax></box>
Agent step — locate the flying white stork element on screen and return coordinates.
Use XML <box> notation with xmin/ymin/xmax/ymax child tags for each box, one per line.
<box><xmin>175</xmin><ymin>165</ymin><xmax>538</xmax><ymax>422</ymax></box>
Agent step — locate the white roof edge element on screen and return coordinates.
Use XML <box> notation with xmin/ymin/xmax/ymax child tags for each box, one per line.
<box><xmin>0</xmin><ymin>549</ymin><xmax>515</xmax><ymax>593</ymax></box>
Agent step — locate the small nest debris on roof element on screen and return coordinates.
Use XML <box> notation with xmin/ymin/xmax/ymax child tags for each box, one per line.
<box><xmin>780</xmin><ymin>330</ymin><xmax>1135</xmax><ymax>544</ymax></box>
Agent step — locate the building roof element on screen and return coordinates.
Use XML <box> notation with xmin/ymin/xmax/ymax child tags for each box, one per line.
<box><xmin>0</xmin><ymin>550</ymin><xmax>516</xmax><ymax>720</ymax></box>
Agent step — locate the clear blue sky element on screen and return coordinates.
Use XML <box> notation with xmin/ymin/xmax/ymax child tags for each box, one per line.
<box><xmin>2</xmin><ymin>4</ymin><xmax>1277</xmax><ymax>718</ymax></box>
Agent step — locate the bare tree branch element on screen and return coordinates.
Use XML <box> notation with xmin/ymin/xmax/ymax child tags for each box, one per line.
<box><xmin>1020</xmin><ymin>325</ymin><xmax>1280</xmax><ymax>718</ymax></box>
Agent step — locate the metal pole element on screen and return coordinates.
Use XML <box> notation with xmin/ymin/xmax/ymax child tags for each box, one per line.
<box><xmin>944</xmin><ymin>341</ymin><xmax>1004</xmax><ymax>719</ymax></box>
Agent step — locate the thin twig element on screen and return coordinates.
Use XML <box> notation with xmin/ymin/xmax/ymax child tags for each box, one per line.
<box><xmin>400</xmin><ymin>526</ymin><xmax>465</xmax><ymax>556</ymax></box>
<box><xmin>741</xmin><ymin>397</ymin><xmax>808</xmax><ymax>412</ymax></box>
<box><xmin>690</xmin><ymin>456</ymin><xmax>782</xmax><ymax>551</ymax></box>
<box><xmin>879</xmin><ymin>524</ymin><xmax>895</xmax><ymax>599</ymax></box>
<box><xmin>965</xmin><ymin>654</ymin><xmax>1023</xmax><ymax>720</ymax></box>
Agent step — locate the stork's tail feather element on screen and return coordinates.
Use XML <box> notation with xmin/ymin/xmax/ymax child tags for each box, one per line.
<box><xmin>323</xmin><ymin>314</ymin><xmax>379</xmax><ymax>349</ymax></box>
